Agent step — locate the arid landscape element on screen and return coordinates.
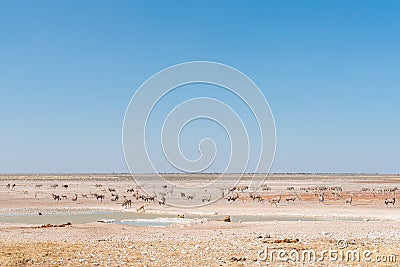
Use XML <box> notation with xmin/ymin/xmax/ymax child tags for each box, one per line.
<box><xmin>1</xmin><ymin>173</ymin><xmax>399</xmax><ymax>266</ymax></box>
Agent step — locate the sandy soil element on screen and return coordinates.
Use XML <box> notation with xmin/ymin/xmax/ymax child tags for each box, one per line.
<box><xmin>0</xmin><ymin>174</ymin><xmax>399</xmax><ymax>266</ymax></box>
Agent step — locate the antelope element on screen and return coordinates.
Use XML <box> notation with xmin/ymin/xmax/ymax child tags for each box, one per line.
<box><xmin>227</xmin><ymin>192</ymin><xmax>239</xmax><ymax>202</ymax></box>
<box><xmin>250</xmin><ymin>193</ymin><xmax>263</xmax><ymax>202</ymax></box>
<box><xmin>385</xmin><ymin>192</ymin><xmax>396</xmax><ymax>207</ymax></box>
<box><xmin>180</xmin><ymin>192</ymin><xmax>186</xmax><ymax>197</ymax></box>
<box><xmin>269</xmin><ymin>195</ymin><xmax>281</xmax><ymax>207</ymax></box>
<box><xmin>111</xmin><ymin>195</ymin><xmax>119</xmax><ymax>201</ymax></box>
<box><xmin>61</xmin><ymin>195</ymin><xmax>68</xmax><ymax>200</ymax></box>
<box><xmin>202</xmin><ymin>194</ymin><xmax>211</xmax><ymax>203</ymax></box>
<box><xmin>286</xmin><ymin>195</ymin><xmax>297</xmax><ymax>202</ymax></box>
<box><xmin>136</xmin><ymin>204</ymin><xmax>145</xmax><ymax>212</ymax></box>
<box><xmin>237</xmin><ymin>186</ymin><xmax>249</xmax><ymax>192</ymax></box>
<box><xmin>318</xmin><ymin>193</ymin><xmax>325</xmax><ymax>203</ymax></box>
<box><xmin>35</xmin><ymin>184</ymin><xmax>42</xmax><ymax>188</ymax></box>
<box><xmin>159</xmin><ymin>196</ymin><xmax>166</xmax><ymax>205</ymax></box>
<box><xmin>6</xmin><ymin>184</ymin><xmax>10</xmax><ymax>189</ymax></box>
<box><xmin>286</xmin><ymin>187</ymin><xmax>295</xmax><ymax>191</ymax></box>
<box><xmin>52</xmin><ymin>193</ymin><xmax>61</xmax><ymax>201</ymax></box>
<box><xmin>51</xmin><ymin>184</ymin><xmax>58</xmax><ymax>188</ymax></box>
<box><xmin>95</xmin><ymin>184</ymin><xmax>102</xmax><ymax>188</ymax></box>
<box><xmin>108</xmin><ymin>188</ymin><xmax>116</xmax><ymax>193</ymax></box>
<box><xmin>122</xmin><ymin>199</ymin><xmax>132</xmax><ymax>208</ymax></box>
<box><xmin>261</xmin><ymin>184</ymin><xmax>271</xmax><ymax>191</ymax></box>
<box><xmin>186</xmin><ymin>194</ymin><xmax>195</xmax><ymax>201</ymax></box>
<box><xmin>81</xmin><ymin>194</ymin><xmax>88</xmax><ymax>198</ymax></box>
<box><xmin>72</xmin><ymin>194</ymin><xmax>78</xmax><ymax>201</ymax></box>
<box><xmin>95</xmin><ymin>194</ymin><xmax>105</xmax><ymax>201</ymax></box>
<box><xmin>127</xmin><ymin>188</ymin><xmax>134</xmax><ymax>193</ymax></box>
<box><xmin>345</xmin><ymin>194</ymin><xmax>353</xmax><ymax>205</ymax></box>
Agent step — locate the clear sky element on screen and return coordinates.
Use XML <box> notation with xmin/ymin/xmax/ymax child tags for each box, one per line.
<box><xmin>0</xmin><ymin>0</ymin><xmax>399</xmax><ymax>174</ymax></box>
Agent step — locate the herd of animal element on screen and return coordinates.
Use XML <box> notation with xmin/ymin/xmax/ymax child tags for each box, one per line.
<box><xmin>3</xmin><ymin>182</ymin><xmax>398</xmax><ymax>208</ymax></box>
<box><xmin>224</xmin><ymin>184</ymin><xmax>398</xmax><ymax>207</ymax></box>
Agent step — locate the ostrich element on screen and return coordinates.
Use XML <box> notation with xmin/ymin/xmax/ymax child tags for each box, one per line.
<box><xmin>62</xmin><ymin>184</ymin><xmax>68</xmax><ymax>190</ymax></box>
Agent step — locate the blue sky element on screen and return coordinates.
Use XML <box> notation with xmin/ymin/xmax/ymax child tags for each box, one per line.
<box><xmin>0</xmin><ymin>1</ymin><xmax>399</xmax><ymax>173</ymax></box>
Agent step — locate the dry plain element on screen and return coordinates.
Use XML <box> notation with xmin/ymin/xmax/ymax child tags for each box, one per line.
<box><xmin>0</xmin><ymin>173</ymin><xmax>399</xmax><ymax>266</ymax></box>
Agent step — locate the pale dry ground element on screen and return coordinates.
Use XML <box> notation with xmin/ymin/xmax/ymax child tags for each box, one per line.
<box><xmin>0</xmin><ymin>174</ymin><xmax>400</xmax><ymax>266</ymax></box>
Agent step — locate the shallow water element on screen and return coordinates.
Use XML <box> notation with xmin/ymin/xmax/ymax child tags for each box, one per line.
<box><xmin>0</xmin><ymin>211</ymin><xmax>368</xmax><ymax>226</ymax></box>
